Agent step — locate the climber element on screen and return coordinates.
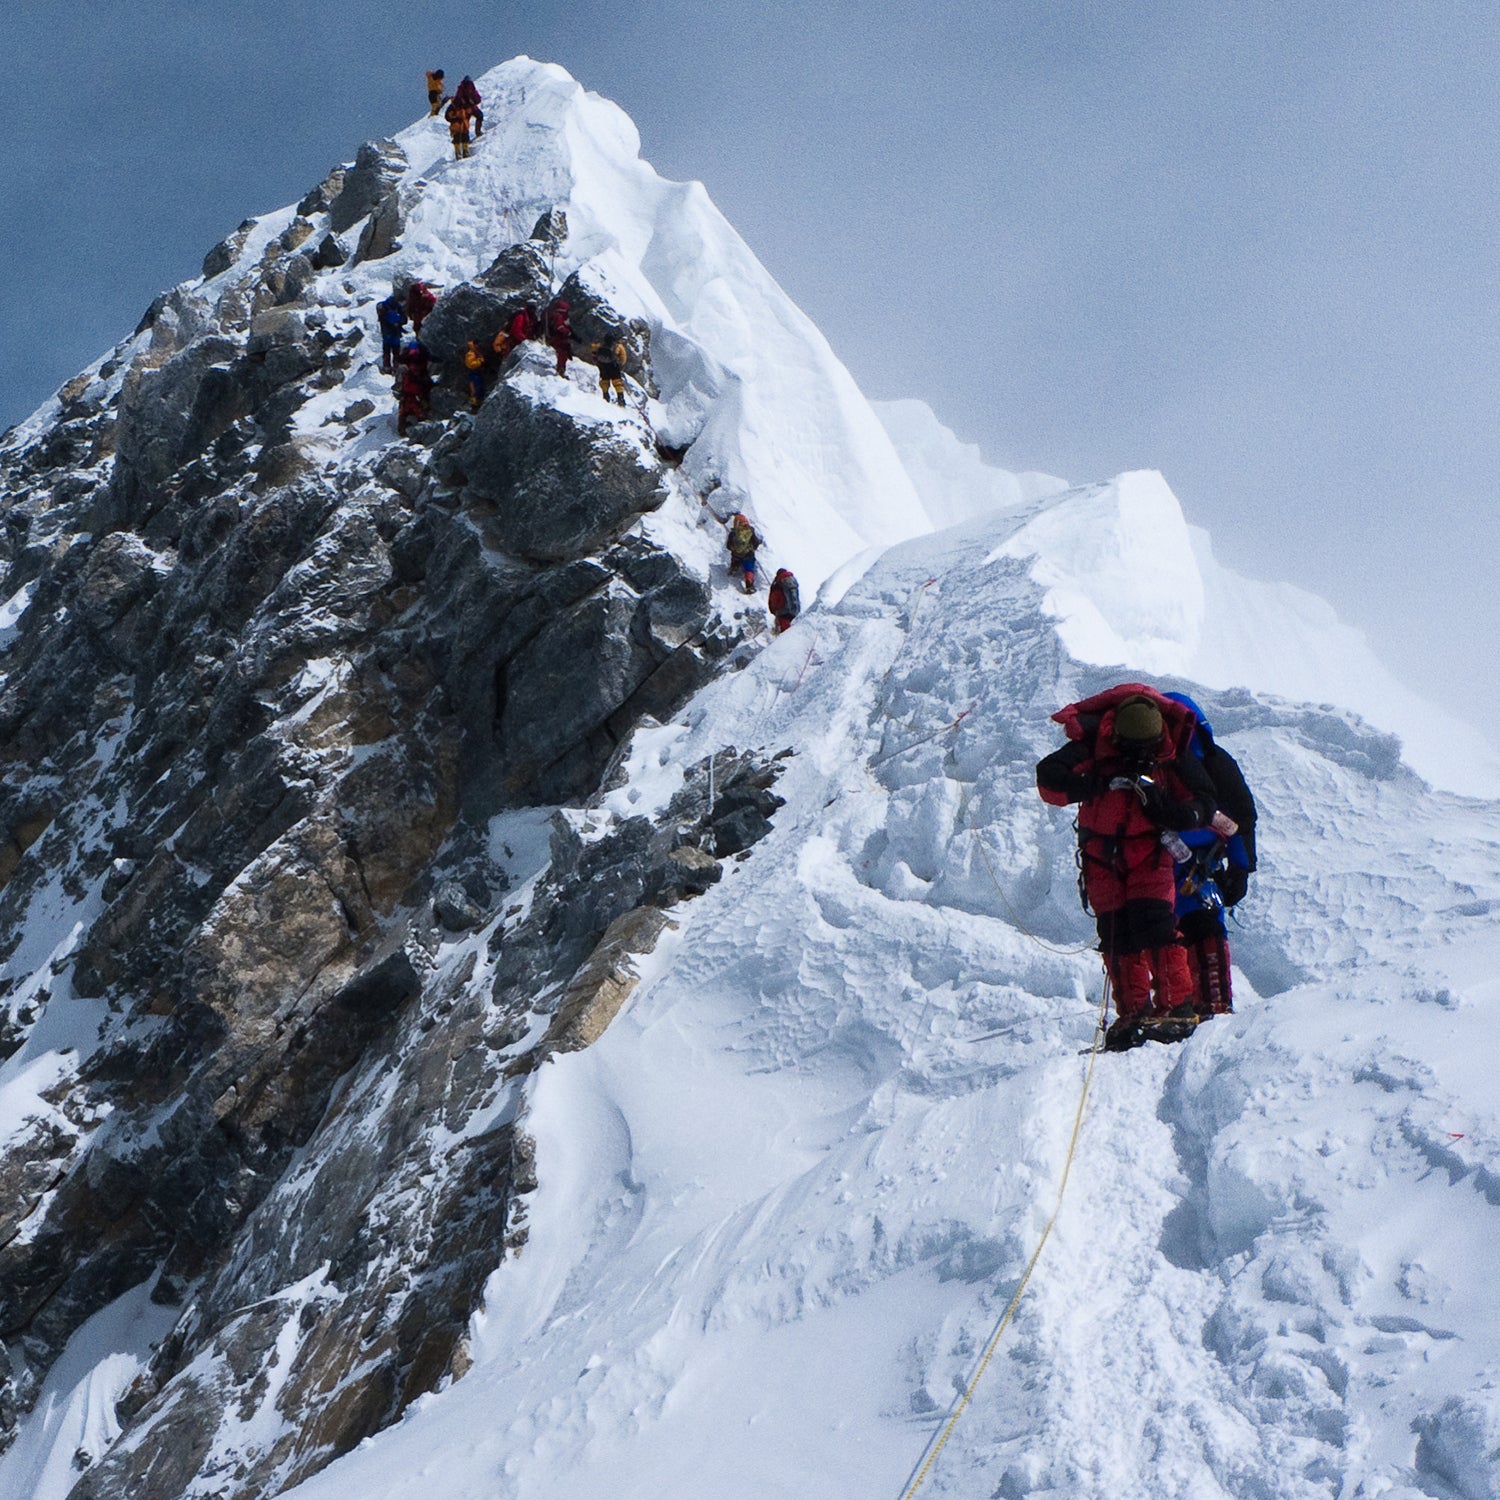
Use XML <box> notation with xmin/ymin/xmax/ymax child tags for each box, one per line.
<box><xmin>725</xmin><ymin>512</ymin><xmax>762</xmax><ymax>593</ymax></box>
<box><xmin>498</xmin><ymin>303</ymin><xmax>540</xmax><ymax>358</ymax></box>
<box><xmin>405</xmin><ymin>280</ymin><xmax>437</xmax><ymax>335</ymax></box>
<box><xmin>445</xmin><ymin>98</ymin><xmax>472</xmax><ymax>160</ymax></box>
<box><xmin>767</xmin><ymin>568</ymin><xmax>801</xmax><ymax>632</ymax></box>
<box><xmin>1035</xmin><ymin>684</ymin><xmax>1219</xmax><ymax>1051</ymax></box>
<box><xmin>426</xmin><ymin>69</ymin><xmax>446</xmax><ymax>115</ymax></box>
<box><xmin>546</xmin><ymin>299</ymin><xmax>574</xmax><ymax>376</ymax></box>
<box><xmin>591</xmin><ymin>333</ymin><xmax>629</xmax><ymax>406</ymax></box>
<box><xmin>454</xmin><ymin>75</ymin><xmax>484</xmax><ymax>137</ymax></box>
<box><xmin>1163</xmin><ymin>692</ymin><xmax>1258</xmax><ymax>1019</ymax></box>
<box><xmin>395</xmin><ymin>339</ymin><xmax>433</xmax><ymax>436</ymax></box>
<box><xmin>376</xmin><ymin>292</ymin><xmax>407</xmax><ymax>374</ymax></box>
<box><xmin>400</xmin><ymin>337</ymin><xmax>432</xmax><ymax>382</ymax></box>
<box><xmin>396</xmin><ymin>360</ymin><xmax>430</xmax><ymax>436</ymax></box>
<box><xmin>463</xmin><ymin>339</ymin><xmax>487</xmax><ymax>410</ymax></box>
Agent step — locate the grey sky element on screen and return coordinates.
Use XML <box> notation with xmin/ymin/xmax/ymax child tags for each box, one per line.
<box><xmin>5</xmin><ymin>2</ymin><xmax>1496</xmax><ymax>746</ymax></box>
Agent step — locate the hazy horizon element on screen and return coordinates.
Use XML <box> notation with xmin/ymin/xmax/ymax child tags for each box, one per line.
<box><xmin>6</xmin><ymin>1</ymin><xmax>1496</xmax><ymax>750</ymax></box>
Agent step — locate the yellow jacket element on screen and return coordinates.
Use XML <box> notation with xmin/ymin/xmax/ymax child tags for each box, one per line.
<box><xmin>463</xmin><ymin>344</ymin><xmax>485</xmax><ymax>370</ymax></box>
<box><xmin>593</xmin><ymin>340</ymin><xmax>628</xmax><ymax>371</ymax></box>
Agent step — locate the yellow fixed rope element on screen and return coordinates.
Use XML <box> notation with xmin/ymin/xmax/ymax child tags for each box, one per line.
<box><xmin>862</xmin><ymin>576</ymin><xmax>1109</xmax><ymax>1492</ymax></box>
<box><xmin>895</xmin><ymin>979</ymin><xmax>1110</xmax><ymax>1500</ymax></box>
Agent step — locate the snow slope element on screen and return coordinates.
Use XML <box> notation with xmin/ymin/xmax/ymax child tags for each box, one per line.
<box><xmin>281</xmin><ymin>503</ymin><xmax>1500</xmax><ymax>1500</ymax></box>
<box><xmin>875</xmin><ymin>415</ymin><xmax>1500</xmax><ymax>800</ymax></box>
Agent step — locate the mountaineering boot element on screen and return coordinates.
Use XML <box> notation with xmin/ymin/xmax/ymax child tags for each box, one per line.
<box><xmin>1103</xmin><ymin>1014</ymin><xmax>1149</xmax><ymax>1052</ymax></box>
<box><xmin>1138</xmin><ymin>1002</ymin><xmax>1199</xmax><ymax>1045</ymax></box>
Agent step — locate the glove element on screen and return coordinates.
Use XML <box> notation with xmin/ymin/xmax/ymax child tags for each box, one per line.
<box><xmin>1137</xmin><ymin>779</ymin><xmax>1198</xmax><ymax>829</ymax></box>
<box><xmin>1217</xmin><ymin>867</ymin><xmax>1249</xmax><ymax>906</ymax></box>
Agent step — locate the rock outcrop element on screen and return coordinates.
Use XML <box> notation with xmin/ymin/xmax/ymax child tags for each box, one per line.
<box><xmin>0</xmin><ymin>116</ymin><xmax>780</xmax><ymax>1499</ymax></box>
<box><xmin>328</xmin><ymin>138</ymin><xmax>408</xmax><ymax>235</ymax></box>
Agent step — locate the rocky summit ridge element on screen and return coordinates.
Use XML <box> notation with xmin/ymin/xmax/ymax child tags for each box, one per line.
<box><xmin>0</xmin><ymin>58</ymin><xmax>815</xmax><ymax>1499</ymax></box>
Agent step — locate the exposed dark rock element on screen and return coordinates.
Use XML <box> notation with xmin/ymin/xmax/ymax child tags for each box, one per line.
<box><xmin>353</xmin><ymin>189</ymin><xmax>404</xmax><ymax>265</ymax></box>
<box><xmin>334</xmin><ymin>398</ymin><xmax>375</xmax><ymax>428</ymax></box>
<box><xmin>544</xmin><ymin>906</ymin><xmax>677</xmax><ymax>1053</ymax></box>
<box><xmin>479</xmin><ymin>239</ymin><xmax>553</xmax><ymax>301</ymax></box>
<box><xmin>417</xmin><ymin>281</ymin><xmax>513</xmax><ymax>368</ymax></box>
<box><xmin>328</xmin><ymin>139</ymin><xmax>407</xmax><ymax>235</ymax></box>
<box><xmin>201</xmin><ymin>219</ymin><xmax>256</xmax><ymax>280</ymax></box>
<box><xmin>312</xmin><ymin>233</ymin><xmax>349</xmax><ymax>269</ymax></box>
<box><xmin>711</xmin><ymin>764</ymin><xmax>787</xmax><ymax>855</ymax></box>
<box><xmin>663</xmin><ymin>843</ymin><xmax>722</xmax><ymax>898</ymax></box>
<box><xmin>462</xmin><ymin>379</ymin><xmax>667</xmax><ymax>562</ymax></box>
<box><xmin>298</xmin><ymin>166</ymin><xmax>346</xmax><ymax>218</ymax></box>
<box><xmin>275</xmin><ymin>252</ymin><xmax>316</xmax><ymax>305</ymax></box>
<box><xmin>434</xmin><ymin>879</ymin><xmax>485</xmax><ymax>931</ymax></box>
<box><xmin>0</xmin><ymin>135</ymin><xmax>773</xmax><ymax>1497</ymax></box>
<box><xmin>279</xmin><ymin>218</ymin><xmax>316</xmax><ymax>254</ymax></box>
<box><xmin>112</xmin><ymin>336</ymin><xmax>252</xmax><ymax>495</ymax></box>
<box><xmin>530</xmin><ymin>206</ymin><xmax>568</xmax><ymax>248</ymax></box>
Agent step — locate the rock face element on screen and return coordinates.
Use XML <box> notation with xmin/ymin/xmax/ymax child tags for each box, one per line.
<box><xmin>418</xmin><ymin>240</ymin><xmax>553</xmax><ymax>366</ymax></box>
<box><xmin>0</xmin><ymin>132</ymin><xmax>779</xmax><ymax>1499</ymax></box>
<box><xmin>461</xmin><ymin>374</ymin><xmax>669</xmax><ymax>561</ymax></box>
<box><xmin>328</xmin><ymin>138</ymin><xmax>408</xmax><ymax>235</ymax></box>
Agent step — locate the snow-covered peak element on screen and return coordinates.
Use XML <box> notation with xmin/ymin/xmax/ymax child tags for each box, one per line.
<box><xmin>342</xmin><ymin>57</ymin><xmax>930</xmax><ymax>595</ymax></box>
<box><xmin>873</xmin><ymin>420</ymin><xmax>1500</xmax><ymax>799</ymax></box>
<box><xmin>995</xmin><ymin>468</ymin><xmax>1207</xmax><ymax>675</ymax></box>
<box><xmin>875</xmin><ymin>398</ymin><xmax>1068</xmax><ymax>529</ymax></box>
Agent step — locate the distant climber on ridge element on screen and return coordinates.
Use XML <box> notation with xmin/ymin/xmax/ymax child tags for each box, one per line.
<box><xmin>426</xmin><ymin>69</ymin><xmax>446</xmax><ymax>116</ymax></box>
<box><xmin>591</xmin><ymin>333</ymin><xmax>630</xmax><ymax>405</ymax></box>
<box><xmin>725</xmin><ymin>512</ymin><xmax>762</xmax><ymax>594</ymax></box>
<box><xmin>454</xmin><ymin>75</ymin><xmax>484</xmax><ymax>137</ymax></box>
<box><xmin>376</xmin><ymin>291</ymin><xmax>407</xmax><ymax>374</ymax></box>
<box><xmin>1036</xmin><ymin>685</ymin><xmax>1219</xmax><ymax>1051</ymax></box>
<box><xmin>546</xmin><ymin>299</ymin><xmax>574</xmax><ymax>376</ymax></box>
<box><xmin>1164</xmin><ymin>692</ymin><xmax>1257</xmax><ymax>1019</ymax></box>
<box><xmin>463</xmin><ymin>339</ymin><xmax>488</xmax><ymax>410</ymax></box>
<box><xmin>445</xmin><ymin>98</ymin><xmax>473</xmax><ymax>159</ymax></box>
<box><xmin>495</xmin><ymin>302</ymin><xmax>541</xmax><ymax>362</ymax></box>
<box><xmin>767</xmin><ymin>568</ymin><xmax>800</xmax><ymax>632</ymax></box>
<box><xmin>406</xmin><ymin>279</ymin><xmax>437</xmax><ymax>335</ymax></box>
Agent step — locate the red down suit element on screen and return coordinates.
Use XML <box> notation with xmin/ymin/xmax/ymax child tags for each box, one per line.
<box><xmin>1035</xmin><ymin>683</ymin><xmax>1217</xmax><ymax>1017</ymax></box>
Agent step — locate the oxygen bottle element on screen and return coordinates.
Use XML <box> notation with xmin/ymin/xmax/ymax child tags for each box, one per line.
<box><xmin>1160</xmin><ymin>829</ymin><xmax>1193</xmax><ymax>863</ymax></box>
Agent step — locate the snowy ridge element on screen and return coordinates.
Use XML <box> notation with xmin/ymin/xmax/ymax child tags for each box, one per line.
<box><xmin>332</xmin><ymin>58</ymin><xmax>929</xmax><ymax>596</ymax></box>
<box><xmin>1</xmin><ymin>53</ymin><xmax>1497</xmax><ymax>1500</ymax></box>
<box><xmin>278</xmin><ymin>507</ymin><xmax>1500</xmax><ymax>1500</ymax></box>
<box><xmin>874</xmin><ymin>404</ymin><xmax>1500</xmax><ymax>798</ymax></box>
